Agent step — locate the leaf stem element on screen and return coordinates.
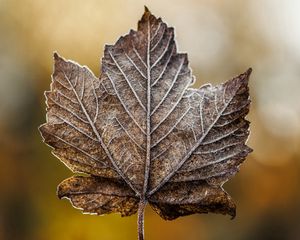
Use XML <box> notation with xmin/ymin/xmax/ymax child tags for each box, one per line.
<box><xmin>138</xmin><ymin>200</ymin><xmax>147</xmax><ymax>240</ymax></box>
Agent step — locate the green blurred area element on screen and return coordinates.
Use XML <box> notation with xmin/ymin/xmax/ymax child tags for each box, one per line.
<box><xmin>0</xmin><ymin>0</ymin><xmax>300</xmax><ymax>239</ymax></box>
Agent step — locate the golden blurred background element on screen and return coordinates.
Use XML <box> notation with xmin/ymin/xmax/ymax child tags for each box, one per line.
<box><xmin>1</xmin><ymin>0</ymin><xmax>300</xmax><ymax>239</ymax></box>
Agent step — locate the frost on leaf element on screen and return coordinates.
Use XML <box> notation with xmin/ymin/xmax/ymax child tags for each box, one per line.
<box><xmin>39</xmin><ymin>6</ymin><xmax>252</xmax><ymax>238</ymax></box>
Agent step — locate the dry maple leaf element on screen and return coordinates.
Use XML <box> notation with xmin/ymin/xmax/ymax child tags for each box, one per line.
<box><xmin>39</xmin><ymin>7</ymin><xmax>252</xmax><ymax>240</ymax></box>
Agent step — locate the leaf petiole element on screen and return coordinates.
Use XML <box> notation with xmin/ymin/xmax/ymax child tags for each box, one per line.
<box><xmin>138</xmin><ymin>199</ymin><xmax>147</xmax><ymax>240</ymax></box>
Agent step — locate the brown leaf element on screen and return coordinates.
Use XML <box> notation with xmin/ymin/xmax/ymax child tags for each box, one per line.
<box><xmin>58</xmin><ymin>176</ymin><xmax>139</xmax><ymax>217</ymax></box>
<box><xmin>39</xmin><ymin>6</ymin><xmax>252</xmax><ymax>240</ymax></box>
<box><xmin>150</xmin><ymin>181</ymin><xmax>236</xmax><ymax>220</ymax></box>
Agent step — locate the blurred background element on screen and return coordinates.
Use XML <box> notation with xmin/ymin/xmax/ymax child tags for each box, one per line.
<box><xmin>0</xmin><ymin>0</ymin><xmax>300</xmax><ymax>239</ymax></box>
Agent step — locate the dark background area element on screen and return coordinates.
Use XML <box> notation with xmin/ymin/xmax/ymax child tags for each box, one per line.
<box><xmin>1</xmin><ymin>0</ymin><xmax>300</xmax><ymax>239</ymax></box>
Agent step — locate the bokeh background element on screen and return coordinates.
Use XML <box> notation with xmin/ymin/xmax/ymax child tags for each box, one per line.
<box><xmin>1</xmin><ymin>0</ymin><xmax>300</xmax><ymax>239</ymax></box>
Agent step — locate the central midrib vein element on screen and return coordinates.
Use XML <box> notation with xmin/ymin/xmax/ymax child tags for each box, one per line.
<box><xmin>142</xmin><ymin>16</ymin><xmax>151</xmax><ymax>199</ymax></box>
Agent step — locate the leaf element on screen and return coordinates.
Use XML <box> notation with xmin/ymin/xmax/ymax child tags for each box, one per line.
<box><xmin>39</xmin><ymin>7</ymin><xmax>252</xmax><ymax>240</ymax></box>
<box><xmin>58</xmin><ymin>176</ymin><xmax>139</xmax><ymax>217</ymax></box>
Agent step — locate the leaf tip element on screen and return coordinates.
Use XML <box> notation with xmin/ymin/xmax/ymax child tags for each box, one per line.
<box><xmin>242</xmin><ymin>67</ymin><xmax>252</xmax><ymax>84</ymax></box>
<box><xmin>142</xmin><ymin>5</ymin><xmax>152</xmax><ymax>20</ymax></box>
<box><xmin>53</xmin><ymin>52</ymin><xmax>65</xmax><ymax>65</ymax></box>
<box><xmin>56</xmin><ymin>179</ymin><xmax>72</xmax><ymax>199</ymax></box>
<box><xmin>144</xmin><ymin>5</ymin><xmax>151</xmax><ymax>14</ymax></box>
<box><xmin>246</xmin><ymin>145</ymin><xmax>253</xmax><ymax>154</ymax></box>
<box><xmin>53</xmin><ymin>51</ymin><xmax>60</xmax><ymax>60</ymax></box>
<box><xmin>38</xmin><ymin>124</ymin><xmax>46</xmax><ymax>139</ymax></box>
<box><xmin>245</xmin><ymin>67</ymin><xmax>252</xmax><ymax>79</ymax></box>
<box><xmin>57</xmin><ymin>184</ymin><xmax>65</xmax><ymax>199</ymax></box>
<box><xmin>230</xmin><ymin>209</ymin><xmax>236</xmax><ymax>220</ymax></box>
<box><xmin>225</xmin><ymin>197</ymin><xmax>236</xmax><ymax>220</ymax></box>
